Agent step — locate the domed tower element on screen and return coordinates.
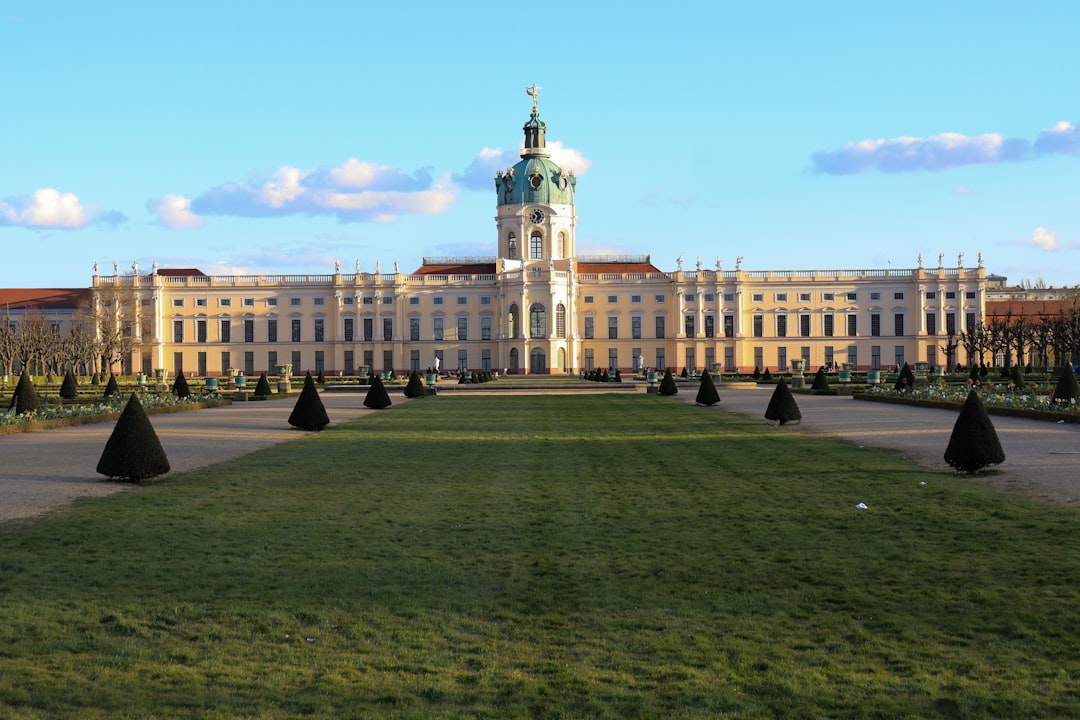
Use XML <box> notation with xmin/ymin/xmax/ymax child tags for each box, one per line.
<box><xmin>494</xmin><ymin>84</ymin><xmax>577</xmax><ymax>264</ymax></box>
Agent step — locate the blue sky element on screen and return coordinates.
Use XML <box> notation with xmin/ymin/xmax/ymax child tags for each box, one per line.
<box><xmin>2</xmin><ymin>1</ymin><xmax>1078</xmax><ymax>288</ymax></box>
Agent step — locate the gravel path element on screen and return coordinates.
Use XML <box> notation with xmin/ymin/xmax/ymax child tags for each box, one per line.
<box><xmin>3</xmin><ymin>385</ymin><xmax>1079</xmax><ymax>526</ymax></box>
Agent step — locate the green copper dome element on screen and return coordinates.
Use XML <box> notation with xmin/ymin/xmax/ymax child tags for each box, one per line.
<box><xmin>495</xmin><ymin>107</ymin><xmax>576</xmax><ymax>207</ymax></box>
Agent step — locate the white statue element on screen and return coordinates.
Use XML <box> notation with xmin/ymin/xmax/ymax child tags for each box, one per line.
<box><xmin>977</xmin><ymin>252</ymin><xmax>983</xmax><ymax>267</ymax></box>
<box><xmin>112</xmin><ymin>260</ymin><xmax>118</xmax><ymax>274</ymax></box>
<box><xmin>736</xmin><ymin>256</ymin><xmax>743</xmax><ymax>270</ymax></box>
<box><xmin>433</xmin><ymin>356</ymin><xmax>441</xmax><ymax>373</ymax></box>
<box><xmin>132</xmin><ymin>260</ymin><xmax>138</xmax><ymax>274</ymax></box>
<box><xmin>394</xmin><ymin>259</ymin><xmax>400</xmax><ymax>273</ymax></box>
<box><xmin>676</xmin><ymin>254</ymin><xmax>683</xmax><ymax>271</ymax></box>
<box><xmin>334</xmin><ymin>260</ymin><xmax>340</xmax><ymax>272</ymax></box>
<box><xmin>958</xmin><ymin>252</ymin><xmax>964</xmax><ymax>266</ymax></box>
<box><xmin>917</xmin><ymin>253</ymin><xmax>923</xmax><ymax>267</ymax></box>
<box><xmin>716</xmin><ymin>256</ymin><xmax>722</xmax><ymax>271</ymax></box>
<box><xmin>696</xmin><ymin>256</ymin><xmax>702</xmax><ymax>271</ymax></box>
<box><xmin>93</xmin><ymin>261</ymin><xmax>99</xmax><ymax>274</ymax></box>
<box><xmin>355</xmin><ymin>259</ymin><xmax>361</xmax><ymax>274</ymax></box>
<box><xmin>376</xmin><ymin>258</ymin><xmax>381</xmax><ymax>274</ymax></box>
<box><xmin>152</xmin><ymin>261</ymin><xmax>158</xmax><ymax>274</ymax></box>
<box><xmin>938</xmin><ymin>253</ymin><xmax>944</xmax><ymax>266</ymax></box>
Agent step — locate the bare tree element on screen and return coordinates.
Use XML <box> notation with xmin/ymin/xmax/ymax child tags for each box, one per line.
<box><xmin>81</xmin><ymin>280</ymin><xmax>141</xmax><ymax>376</ymax></box>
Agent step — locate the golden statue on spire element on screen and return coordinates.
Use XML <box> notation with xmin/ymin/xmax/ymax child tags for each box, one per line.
<box><xmin>526</xmin><ymin>83</ymin><xmax>541</xmax><ymax>110</ymax></box>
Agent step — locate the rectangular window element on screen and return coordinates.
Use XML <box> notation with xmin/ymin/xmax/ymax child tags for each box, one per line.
<box><xmin>382</xmin><ymin>296</ymin><xmax>393</xmax><ymax>305</ymax></box>
<box><xmin>684</xmin><ymin>315</ymin><xmax>695</xmax><ymax>337</ymax></box>
<box><xmin>482</xmin><ymin>349</ymin><xmax>491</xmax><ymax>372</ymax></box>
<box><xmin>632</xmin><ymin>316</ymin><xmax>642</xmax><ymax>339</ymax></box>
<box><xmin>457</xmin><ymin>317</ymin><xmax>468</xmax><ymax>341</ymax></box>
<box><xmin>219</xmin><ymin>298</ymin><xmax>231</xmax><ymax>307</ymax></box>
<box><xmin>481</xmin><ymin>315</ymin><xmax>492</xmax><ymax>340</ymax></box>
<box><xmin>776</xmin><ymin>315</ymin><xmax>787</xmax><ymax>337</ymax></box>
<box><xmin>893</xmin><ymin>292</ymin><xmax>904</xmax><ymax>300</ymax></box>
<box><xmin>244</xmin><ymin>351</ymin><xmax>254</xmax><ymax>375</ymax></box>
<box><xmin>824</xmin><ymin>346</ymin><xmax>834</xmax><ymax>368</ymax></box>
<box><xmin>267</xmin><ymin>319</ymin><xmax>278</xmax><ymax>343</ymax></box>
<box><xmin>344</xmin><ymin>351</ymin><xmax>354</xmax><ymax>375</ymax></box>
<box><xmin>704</xmin><ymin>293</ymin><xmax>715</xmax><ymax>302</ymax></box>
<box><xmin>631</xmin><ymin>295</ymin><xmax>642</xmax><ymax>304</ymax></box>
<box><xmin>458</xmin><ymin>350</ymin><xmax>468</xmax><ymax>370</ymax></box>
<box><xmin>244</xmin><ymin>319</ymin><xmax>255</xmax><ymax>343</ymax></box>
<box><xmin>871</xmin><ymin>345</ymin><xmax>881</xmax><ymax>370</ymax></box>
<box><xmin>754</xmin><ymin>347</ymin><xmax>763</xmax><ymax>371</ymax></box>
<box><xmin>362</xmin><ymin>318</ymin><xmax>373</xmax><ymax>341</ymax></box>
<box><xmin>266</xmin><ymin>298</ymin><xmax>277</xmax><ymax>307</ymax></box>
<box><xmin>584</xmin><ymin>296</ymin><xmax>594</xmax><ymax>304</ymax></box>
<box><xmin>894</xmin><ymin>313</ymin><xmax>904</xmax><ymax>336</ymax></box>
<box><xmin>291</xmin><ymin>319</ymin><xmax>301</xmax><ymax>342</ymax></box>
<box><xmin>799</xmin><ymin>314</ymin><xmax>810</xmax><ymax>337</ymax></box>
<box><xmin>433</xmin><ymin>317</ymin><xmax>444</xmax><ymax>341</ymax></box>
<box><xmin>685</xmin><ymin>348</ymin><xmax>695</xmax><ymax>371</ymax></box>
<box><xmin>172</xmin><ymin>298</ymin><xmax>184</xmax><ymax>308</ymax></box>
<box><xmin>584</xmin><ymin>349</ymin><xmax>595</xmax><ymax>371</ymax></box>
<box><xmin>655</xmin><ymin>316</ymin><xmax>665</xmax><ymax>339</ymax></box>
<box><xmin>846</xmin><ymin>292</ymin><xmax>856</xmax><ymax>301</ymax></box>
<box><xmin>383</xmin><ymin>350</ymin><xmax>393</xmax><ymax>373</ymax></box>
<box><xmin>344</xmin><ymin>318</ymin><xmax>355</xmax><ymax>342</ymax></box>
<box><xmin>895</xmin><ymin>345</ymin><xmax>905</xmax><ymax>368</ymax></box>
<box><xmin>314</xmin><ymin>318</ymin><xmax>325</xmax><ymax>342</ymax></box>
<box><xmin>704</xmin><ymin>315</ymin><xmax>715</xmax><ymax>338</ymax></box>
<box><xmin>926</xmin><ymin>291</ymin><xmax>936</xmax><ymax>300</ymax></box>
<box><xmin>344</xmin><ymin>296</ymin><xmax>354</xmax><ymax>305</ymax></box>
<box><xmin>801</xmin><ymin>346</ymin><xmax>811</xmax><ymax>367</ymax></box>
<box><xmin>724</xmin><ymin>315</ymin><xmax>734</xmax><ymax>338</ymax></box>
<box><xmin>724</xmin><ymin>347</ymin><xmax>735</xmax><ymax>372</ymax></box>
<box><xmin>723</xmin><ymin>293</ymin><xmax>734</xmax><ymax>302</ymax></box>
<box><xmin>196</xmin><ymin>319</ymin><xmax>207</xmax><ymax>343</ymax></box>
<box><xmin>608</xmin><ymin>316</ymin><xmax>618</xmax><ymax>340</ymax></box>
<box><xmin>383</xmin><ymin>318</ymin><xmax>393</xmax><ymax>341</ymax></box>
<box><xmin>871</xmin><ymin>313</ymin><xmax>881</xmax><ymax>337</ymax></box>
<box><xmin>926</xmin><ymin>313</ymin><xmax>937</xmax><ymax>336</ymax></box>
<box><xmin>686</xmin><ymin>293</ymin><xmax>696</xmax><ymax>303</ymax></box>
<box><xmin>173</xmin><ymin>320</ymin><xmax>184</xmax><ymax>343</ymax></box>
<box><xmin>584</xmin><ymin>316</ymin><xmax>594</xmax><ymax>339</ymax></box>
<box><xmin>290</xmin><ymin>297</ymin><xmax>301</xmax><ymax>306</ymax></box>
<box><xmin>799</xmin><ymin>293</ymin><xmax>810</xmax><ymax>302</ymax></box>
<box><xmin>457</xmin><ymin>296</ymin><xmax>468</xmax><ymax>305</ymax></box>
<box><xmin>607</xmin><ymin>295</ymin><xmax>618</xmax><ymax>304</ymax></box>
<box><xmin>966</xmin><ymin>291</ymin><xmax>976</xmax><ymax>300</ymax></box>
<box><xmin>654</xmin><ymin>294</ymin><xmax>665</xmax><ymax>303</ymax></box>
<box><xmin>846</xmin><ymin>314</ymin><xmax>857</xmax><ymax>336</ymax></box>
<box><xmin>409</xmin><ymin>317</ymin><xmax>420</xmax><ymax>341</ymax></box>
<box><xmin>219</xmin><ymin>320</ymin><xmax>231</xmax><ymax>343</ymax></box>
<box><xmin>946</xmin><ymin>291</ymin><xmax>956</xmax><ymax>299</ymax></box>
<box><xmin>752</xmin><ymin>314</ymin><xmax>763</xmax><ymax>338</ymax></box>
<box><xmin>775</xmin><ymin>293</ymin><xmax>787</xmax><ymax>302</ymax></box>
<box><xmin>823</xmin><ymin>314</ymin><xmax>834</xmax><ymax>337</ymax></box>
<box><xmin>870</xmin><ymin>292</ymin><xmax>881</xmax><ymax>300</ymax></box>
<box><xmin>433</xmin><ymin>297</ymin><xmax>443</xmax><ymax>305</ymax></box>
<box><xmin>946</xmin><ymin>312</ymin><xmax>957</xmax><ymax>335</ymax></box>
<box><xmin>221</xmin><ymin>351</ymin><xmax>230</xmax><ymax>375</ymax></box>
<box><xmin>822</xmin><ymin>293</ymin><xmax>834</xmax><ymax>301</ymax></box>
<box><xmin>655</xmin><ymin>348</ymin><xmax>666</xmax><ymax>372</ymax></box>
<box><xmin>314</xmin><ymin>297</ymin><xmax>325</xmax><ymax>306</ymax></box>
<box><xmin>196</xmin><ymin>298</ymin><xmax>207</xmax><ymax>307</ymax></box>
<box><xmin>364</xmin><ymin>296</ymin><xmax>375</xmax><ymax>305</ymax></box>
<box><xmin>778</xmin><ymin>346</ymin><xmax>787</xmax><ymax>371</ymax></box>
<box><xmin>480</xmin><ymin>296</ymin><xmax>492</xmax><ymax>305</ymax></box>
<box><xmin>847</xmin><ymin>346</ymin><xmax>857</xmax><ymax>367</ymax></box>
<box><xmin>409</xmin><ymin>297</ymin><xmax>420</xmax><ymax>305</ymax></box>
<box><xmin>965</xmin><ymin>312</ymin><xmax>976</xmax><ymax>333</ymax></box>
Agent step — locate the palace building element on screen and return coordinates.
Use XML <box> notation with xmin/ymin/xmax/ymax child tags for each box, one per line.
<box><xmin>15</xmin><ymin>92</ymin><xmax>992</xmax><ymax>378</ymax></box>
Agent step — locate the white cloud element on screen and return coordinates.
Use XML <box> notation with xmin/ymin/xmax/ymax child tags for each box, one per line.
<box><xmin>0</xmin><ymin>188</ymin><xmax>125</xmax><ymax>229</ymax></box>
<box><xmin>186</xmin><ymin>158</ymin><xmax>455</xmax><ymax>223</ymax></box>
<box><xmin>1034</xmin><ymin>121</ymin><xmax>1080</xmax><ymax>155</ymax></box>
<box><xmin>1022</xmin><ymin>227</ymin><xmax>1060</xmax><ymax>251</ymax></box>
<box><xmin>811</xmin><ymin>132</ymin><xmax>1030</xmax><ymax>174</ymax></box>
<box><xmin>547</xmin><ymin>141</ymin><xmax>592</xmax><ymax>176</ymax></box>
<box><xmin>147</xmin><ymin>194</ymin><xmax>204</xmax><ymax>229</ymax></box>
<box><xmin>456</xmin><ymin>141</ymin><xmax>592</xmax><ymax>190</ymax></box>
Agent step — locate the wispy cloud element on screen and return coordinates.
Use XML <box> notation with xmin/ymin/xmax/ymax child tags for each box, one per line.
<box><xmin>0</xmin><ymin>188</ymin><xmax>126</xmax><ymax>229</ymax></box>
<box><xmin>1020</xmin><ymin>227</ymin><xmax>1061</xmax><ymax>251</ymax></box>
<box><xmin>811</xmin><ymin>120</ymin><xmax>1080</xmax><ymax>175</ymax></box>
<box><xmin>147</xmin><ymin>194</ymin><xmax>204</xmax><ymax>229</ymax></box>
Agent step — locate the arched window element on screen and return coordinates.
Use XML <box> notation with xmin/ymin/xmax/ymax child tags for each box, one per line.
<box><xmin>555</xmin><ymin>303</ymin><xmax>566</xmax><ymax>338</ymax></box>
<box><xmin>508</xmin><ymin>303</ymin><xmax>519</xmax><ymax>339</ymax></box>
<box><xmin>530</xmin><ymin>231</ymin><xmax>543</xmax><ymax>259</ymax></box>
<box><xmin>530</xmin><ymin>303</ymin><xmax>547</xmax><ymax>339</ymax></box>
<box><xmin>507</xmin><ymin>232</ymin><xmax>517</xmax><ymax>259</ymax></box>
<box><xmin>559</xmin><ymin>231</ymin><xmax>568</xmax><ymax>258</ymax></box>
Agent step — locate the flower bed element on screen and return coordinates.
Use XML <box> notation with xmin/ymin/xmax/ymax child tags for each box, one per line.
<box><xmin>855</xmin><ymin>382</ymin><xmax>1080</xmax><ymax>423</ymax></box>
<box><xmin>1</xmin><ymin>393</ymin><xmax>228</xmax><ymax>434</ymax></box>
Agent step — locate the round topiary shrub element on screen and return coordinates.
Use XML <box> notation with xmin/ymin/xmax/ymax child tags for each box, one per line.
<box><xmin>658</xmin><ymin>369</ymin><xmax>678</xmax><ymax>396</ymax></box>
<box><xmin>288</xmin><ymin>372</ymin><xmax>330</xmax><ymax>430</ymax></box>
<box><xmin>96</xmin><ymin>393</ymin><xmax>170</xmax><ymax>483</ymax></box>
<box><xmin>695</xmin><ymin>369</ymin><xmax>720</xmax><ymax>406</ymax></box>
<box><xmin>944</xmin><ymin>389</ymin><xmax>1005</xmax><ymax>474</ymax></box>
<box><xmin>9</xmin><ymin>370</ymin><xmax>41</xmax><ymax>414</ymax></box>
<box><xmin>253</xmin><ymin>372</ymin><xmax>272</xmax><ymax>398</ymax></box>
<box><xmin>403</xmin><ymin>371</ymin><xmax>426</xmax><ymax>398</ymax></box>
<box><xmin>765</xmin><ymin>377</ymin><xmax>801</xmax><ymax>426</ymax></box>
<box><xmin>59</xmin><ymin>369</ymin><xmax>79</xmax><ymax>400</ymax></box>
<box><xmin>364</xmin><ymin>374</ymin><xmax>392</xmax><ymax>409</ymax></box>
<box><xmin>103</xmin><ymin>374</ymin><xmax>120</xmax><ymax>398</ymax></box>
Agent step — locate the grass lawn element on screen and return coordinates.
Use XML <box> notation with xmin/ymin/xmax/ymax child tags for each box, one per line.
<box><xmin>1</xmin><ymin>395</ymin><xmax>1079</xmax><ymax>718</ymax></box>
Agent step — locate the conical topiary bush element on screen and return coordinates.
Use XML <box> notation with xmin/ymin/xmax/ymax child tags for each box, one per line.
<box><xmin>96</xmin><ymin>393</ymin><xmax>170</xmax><ymax>483</ymax></box>
<box><xmin>765</xmin><ymin>377</ymin><xmax>801</xmax><ymax>426</ymax></box>
<box><xmin>762</xmin><ymin>368</ymin><xmax>773</xmax><ymax>382</ymax></box>
<box><xmin>253</xmin><ymin>372</ymin><xmax>272</xmax><ymax>398</ymax></box>
<box><xmin>364</xmin><ymin>374</ymin><xmax>392</xmax><ymax>409</ymax></box>
<box><xmin>658</xmin><ymin>369</ymin><xmax>678</xmax><ymax>396</ymax></box>
<box><xmin>59</xmin><ymin>369</ymin><xmax>79</xmax><ymax>400</ymax></box>
<box><xmin>9</xmin><ymin>370</ymin><xmax>41</xmax><ymax>414</ymax></box>
<box><xmin>172</xmin><ymin>371</ymin><xmax>191</xmax><ymax>398</ymax></box>
<box><xmin>894</xmin><ymin>363</ymin><xmax>915</xmax><ymax>391</ymax></box>
<box><xmin>811</xmin><ymin>367</ymin><xmax>830</xmax><ymax>391</ymax></box>
<box><xmin>288</xmin><ymin>372</ymin><xmax>330</xmax><ymax>430</ymax></box>
<box><xmin>103</xmin><ymin>373</ymin><xmax>120</xmax><ymax>398</ymax></box>
<box><xmin>403</xmin><ymin>371</ymin><xmax>426</xmax><ymax>398</ymax></box>
<box><xmin>1052</xmin><ymin>363</ymin><xmax>1080</xmax><ymax>405</ymax></box>
<box><xmin>317</xmin><ymin>369</ymin><xmax>326</xmax><ymax>385</ymax></box>
<box><xmin>752</xmin><ymin>366</ymin><xmax>761</xmax><ymax>380</ymax></box>
<box><xmin>969</xmin><ymin>365</ymin><xmax>980</xmax><ymax>382</ymax></box>
<box><xmin>944</xmin><ymin>389</ymin><xmax>1005</xmax><ymax>474</ymax></box>
<box><xmin>1009</xmin><ymin>364</ymin><xmax>1024</xmax><ymax>388</ymax></box>
<box><xmin>695</xmin><ymin>369</ymin><xmax>720</xmax><ymax>406</ymax></box>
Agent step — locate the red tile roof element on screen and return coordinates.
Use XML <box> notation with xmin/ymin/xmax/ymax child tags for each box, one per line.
<box><xmin>411</xmin><ymin>264</ymin><xmax>497</xmax><ymax>275</ymax></box>
<box><xmin>0</xmin><ymin>288</ymin><xmax>91</xmax><ymax>310</ymax></box>
<box><xmin>157</xmin><ymin>268</ymin><xmax>207</xmax><ymax>277</ymax></box>
<box><xmin>577</xmin><ymin>262</ymin><xmax>662</xmax><ymax>274</ymax></box>
<box><xmin>986</xmin><ymin>299</ymin><xmax>1080</xmax><ymax>321</ymax></box>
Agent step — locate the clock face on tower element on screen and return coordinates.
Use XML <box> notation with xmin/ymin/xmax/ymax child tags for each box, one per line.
<box><xmin>529</xmin><ymin>208</ymin><xmax>545</xmax><ymax>224</ymax></box>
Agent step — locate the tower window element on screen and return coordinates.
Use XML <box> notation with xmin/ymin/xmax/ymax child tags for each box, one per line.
<box><xmin>530</xmin><ymin>231</ymin><xmax>543</xmax><ymax>259</ymax></box>
<box><xmin>508</xmin><ymin>232</ymin><xmax>517</xmax><ymax>259</ymax></box>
